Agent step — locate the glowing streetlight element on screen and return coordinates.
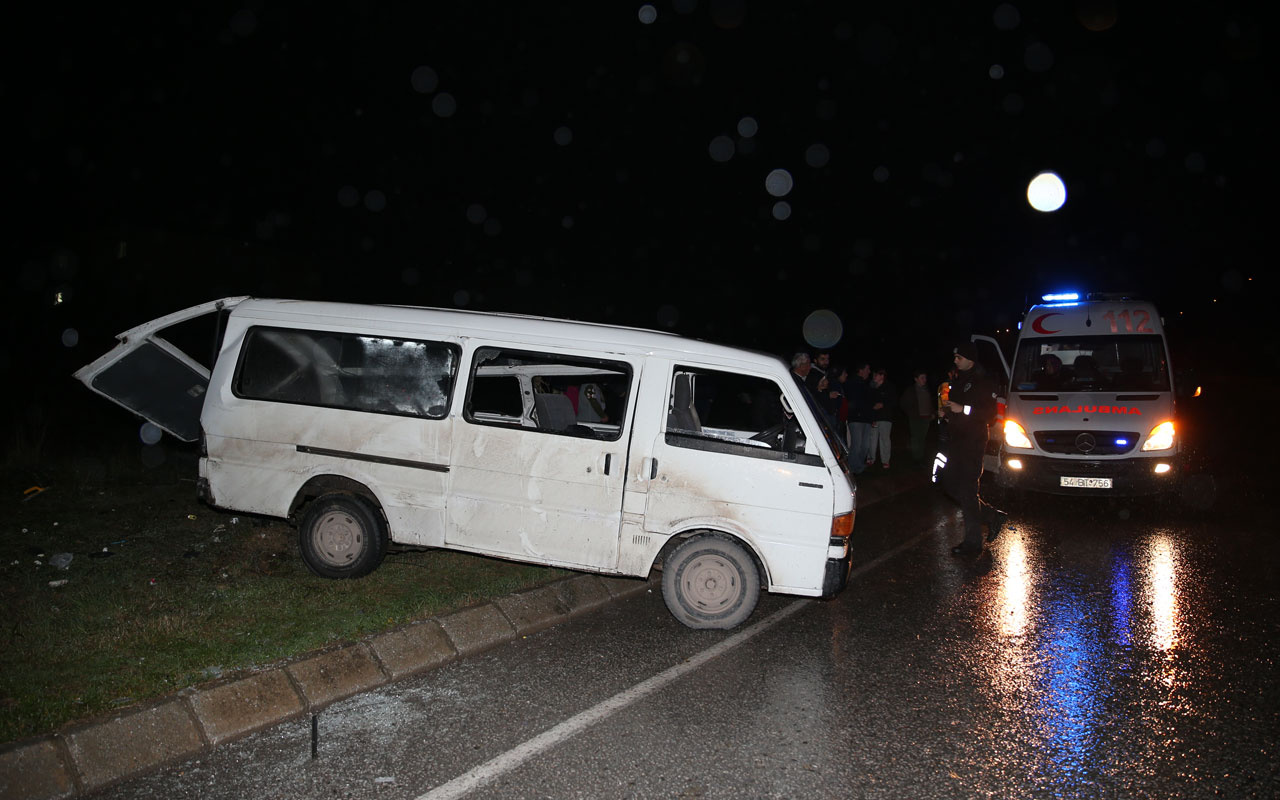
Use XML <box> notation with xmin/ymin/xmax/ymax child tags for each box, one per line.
<box><xmin>1027</xmin><ymin>171</ymin><xmax>1067</xmax><ymax>212</ymax></box>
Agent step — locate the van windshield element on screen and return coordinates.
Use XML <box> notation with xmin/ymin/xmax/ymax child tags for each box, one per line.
<box><xmin>1012</xmin><ymin>335</ymin><xmax>1169</xmax><ymax>392</ymax></box>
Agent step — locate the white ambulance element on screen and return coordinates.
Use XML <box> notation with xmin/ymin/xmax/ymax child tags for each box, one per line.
<box><xmin>73</xmin><ymin>297</ymin><xmax>857</xmax><ymax>629</ymax></box>
<box><xmin>975</xmin><ymin>292</ymin><xmax>1181</xmax><ymax>496</ymax></box>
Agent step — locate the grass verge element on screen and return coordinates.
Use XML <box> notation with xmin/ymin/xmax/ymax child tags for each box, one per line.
<box><xmin>0</xmin><ymin>464</ymin><xmax>571</xmax><ymax>745</ymax></box>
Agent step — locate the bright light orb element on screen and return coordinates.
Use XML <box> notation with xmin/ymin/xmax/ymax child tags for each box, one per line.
<box><xmin>1027</xmin><ymin>171</ymin><xmax>1067</xmax><ymax>212</ymax></box>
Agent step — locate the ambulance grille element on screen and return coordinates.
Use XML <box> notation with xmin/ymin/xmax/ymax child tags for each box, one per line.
<box><xmin>1035</xmin><ymin>430</ymin><xmax>1140</xmax><ymax>456</ymax></box>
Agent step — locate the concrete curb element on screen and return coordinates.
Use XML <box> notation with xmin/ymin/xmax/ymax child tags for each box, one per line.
<box><xmin>0</xmin><ymin>469</ymin><xmax>929</xmax><ymax>799</ymax></box>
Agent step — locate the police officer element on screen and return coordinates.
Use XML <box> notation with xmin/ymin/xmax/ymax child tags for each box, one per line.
<box><xmin>938</xmin><ymin>341</ymin><xmax>1007</xmax><ymax>554</ymax></box>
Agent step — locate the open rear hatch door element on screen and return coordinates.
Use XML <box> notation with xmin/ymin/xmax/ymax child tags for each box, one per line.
<box><xmin>72</xmin><ymin>297</ymin><xmax>248</xmax><ymax>442</ymax></box>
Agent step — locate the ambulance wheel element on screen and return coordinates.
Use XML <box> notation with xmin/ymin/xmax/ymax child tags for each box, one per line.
<box><xmin>299</xmin><ymin>494</ymin><xmax>388</xmax><ymax>578</ymax></box>
<box><xmin>662</xmin><ymin>535</ymin><xmax>760</xmax><ymax>630</ymax></box>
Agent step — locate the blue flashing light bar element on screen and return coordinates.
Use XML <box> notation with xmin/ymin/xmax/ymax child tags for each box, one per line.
<box><xmin>1042</xmin><ymin>292</ymin><xmax>1080</xmax><ymax>302</ymax></box>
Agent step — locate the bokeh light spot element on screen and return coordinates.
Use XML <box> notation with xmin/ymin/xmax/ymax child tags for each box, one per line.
<box><xmin>638</xmin><ymin>4</ymin><xmax>657</xmax><ymax>24</ymax></box>
<box><xmin>765</xmin><ymin>168</ymin><xmax>793</xmax><ymax>197</ymax></box>
<box><xmin>803</xmin><ymin>309</ymin><xmax>844</xmax><ymax>349</ymax></box>
<box><xmin>411</xmin><ymin>66</ymin><xmax>439</xmax><ymax>94</ymax></box>
<box><xmin>708</xmin><ymin>135</ymin><xmax>735</xmax><ymax>162</ymax></box>
<box><xmin>140</xmin><ymin>422</ymin><xmax>164</xmax><ymax>446</ymax></box>
<box><xmin>771</xmin><ymin>201</ymin><xmax>792</xmax><ymax>221</ymax></box>
<box><xmin>61</xmin><ymin>328</ymin><xmax>79</xmax><ymax>348</ymax></box>
<box><xmin>737</xmin><ymin>116</ymin><xmax>758</xmax><ymax>138</ymax></box>
<box><xmin>1027</xmin><ymin>171</ymin><xmax>1067</xmax><ymax>212</ymax></box>
<box><xmin>804</xmin><ymin>143</ymin><xmax>830</xmax><ymax>168</ymax></box>
<box><xmin>432</xmin><ymin>93</ymin><xmax>457</xmax><ymax>117</ymax></box>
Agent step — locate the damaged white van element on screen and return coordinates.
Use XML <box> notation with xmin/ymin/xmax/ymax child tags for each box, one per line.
<box><xmin>975</xmin><ymin>292</ymin><xmax>1181</xmax><ymax>496</ymax></box>
<box><xmin>74</xmin><ymin>297</ymin><xmax>856</xmax><ymax>629</ymax></box>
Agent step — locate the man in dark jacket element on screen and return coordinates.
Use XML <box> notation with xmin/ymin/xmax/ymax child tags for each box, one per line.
<box><xmin>938</xmin><ymin>342</ymin><xmax>1007</xmax><ymax>554</ymax></box>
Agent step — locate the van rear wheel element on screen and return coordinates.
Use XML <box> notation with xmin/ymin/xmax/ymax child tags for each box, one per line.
<box><xmin>299</xmin><ymin>495</ymin><xmax>387</xmax><ymax>579</ymax></box>
<box><xmin>662</xmin><ymin>535</ymin><xmax>760</xmax><ymax>630</ymax></box>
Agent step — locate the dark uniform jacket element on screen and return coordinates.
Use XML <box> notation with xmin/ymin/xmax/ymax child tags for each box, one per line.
<box><xmin>946</xmin><ymin>364</ymin><xmax>998</xmax><ymax>445</ymax></box>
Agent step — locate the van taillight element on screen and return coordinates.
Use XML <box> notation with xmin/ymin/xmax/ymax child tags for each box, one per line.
<box><xmin>996</xmin><ymin>399</ymin><xmax>1007</xmax><ymax>421</ymax></box>
<box><xmin>830</xmin><ymin>512</ymin><xmax>853</xmax><ymax>539</ymax></box>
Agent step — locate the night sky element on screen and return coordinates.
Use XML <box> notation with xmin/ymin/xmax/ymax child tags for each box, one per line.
<box><xmin>8</xmin><ymin>2</ymin><xmax>1272</xmax><ymax>450</ymax></box>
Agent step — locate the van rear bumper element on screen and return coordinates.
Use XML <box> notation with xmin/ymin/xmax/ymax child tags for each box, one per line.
<box><xmin>994</xmin><ymin>453</ymin><xmax>1181</xmax><ymax>496</ymax></box>
<box><xmin>821</xmin><ymin>550</ymin><xmax>852</xmax><ymax>597</ymax></box>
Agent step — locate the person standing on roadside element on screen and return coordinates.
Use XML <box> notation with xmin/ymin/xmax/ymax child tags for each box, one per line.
<box><xmin>900</xmin><ymin>369</ymin><xmax>935</xmax><ymax>464</ymax></box>
<box><xmin>846</xmin><ymin>361</ymin><xmax>873</xmax><ymax>473</ymax></box>
<box><xmin>866</xmin><ymin>367</ymin><xmax>896</xmax><ymax>469</ymax></box>
<box><xmin>938</xmin><ymin>342</ymin><xmax>1007</xmax><ymax>555</ymax></box>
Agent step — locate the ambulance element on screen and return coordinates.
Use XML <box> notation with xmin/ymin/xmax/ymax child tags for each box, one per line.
<box><xmin>974</xmin><ymin>292</ymin><xmax>1181</xmax><ymax>496</ymax></box>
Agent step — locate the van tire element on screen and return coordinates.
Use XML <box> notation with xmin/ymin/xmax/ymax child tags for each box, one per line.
<box><xmin>662</xmin><ymin>535</ymin><xmax>760</xmax><ymax>630</ymax></box>
<box><xmin>298</xmin><ymin>495</ymin><xmax>388</xmax><ymax>579</ymax></box>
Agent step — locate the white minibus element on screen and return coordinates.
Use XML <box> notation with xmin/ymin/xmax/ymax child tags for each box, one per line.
<box><xmin>75</xmin><ymin>298</ymin><xmax>856</xmax><ymax>629</ymax></box>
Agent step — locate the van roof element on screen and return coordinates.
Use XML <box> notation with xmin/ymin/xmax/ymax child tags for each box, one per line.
<box><xmin>229</xmin><ymin>297</ymin><xmax>787</xmax><ymax>371</ymax></box>
<box><xmin>1022</xmin><ymin>299</ymin><xmax>1164</xmax><ymax>337</ymax></box>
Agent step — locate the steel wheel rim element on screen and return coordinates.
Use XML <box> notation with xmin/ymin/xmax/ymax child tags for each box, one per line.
<box><xmin>314</xmin><ymin>510</ymin><xmax>363</xmax><ymax>566</ymax></box>
<box><xmin>681</xmin><ymin>553</ymin><xmax>741</xmax><ymax>612</ymax></box>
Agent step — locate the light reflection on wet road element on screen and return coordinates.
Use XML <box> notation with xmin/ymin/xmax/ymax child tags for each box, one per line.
<box><xmin>90</xmin><ymin>480</ymin><xmax>1278</xmax><ymax>800</ymax></box>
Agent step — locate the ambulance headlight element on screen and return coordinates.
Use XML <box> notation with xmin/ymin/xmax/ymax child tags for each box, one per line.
<box><xmin>1141</xmin><ymin>421</ymin><xmax>1175</xmax><ymax>451</ymax></box>
<box><xmin>1004</xmin><ymin>419</ymin><xmax>1033</xmax><ymax>449</ymax></box>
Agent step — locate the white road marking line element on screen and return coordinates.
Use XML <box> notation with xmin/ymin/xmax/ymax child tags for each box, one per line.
<box><xmin>417</xmin><ymin>530</ymin><xmax>928</xmax><ymax>800</ymax></box>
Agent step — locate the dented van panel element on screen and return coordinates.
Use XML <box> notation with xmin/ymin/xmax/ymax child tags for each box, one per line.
<box><xmin>76</xmin><ymin>297</ymin><xmax>856</xmax><ymax>629</ymax></box>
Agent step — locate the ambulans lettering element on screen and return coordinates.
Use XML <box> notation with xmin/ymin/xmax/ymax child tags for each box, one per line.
<box><xmin>1032</xmin><ymin>406</ymin><xmax>1142</xmax><ymax>415</ymax></box>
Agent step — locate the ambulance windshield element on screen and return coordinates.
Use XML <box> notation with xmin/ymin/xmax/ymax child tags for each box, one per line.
<box><xmin>1011</xmin><ymin>335</ymin><xmax>1169</xmax><ymax>392</ymax></box>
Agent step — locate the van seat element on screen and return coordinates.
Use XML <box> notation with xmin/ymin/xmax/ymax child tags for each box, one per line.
<box><xmin>533</xmin><ymin>392</ymin><xmax>578</xmax><ymax>432</ymax></box>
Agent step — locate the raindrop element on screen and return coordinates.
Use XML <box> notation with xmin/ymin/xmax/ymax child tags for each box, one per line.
<box><xmin>466</xmin><ymin>203</ymin><xmax>487</xmax><ymax>224</ymax></box>
<box><xmin>802</xmin><ymin>309</ymin><xmax>843</xmax><ymax>349</ymax></box>
<box><xmin>411</xmin><ymin>66</ymin><xmax>439</xmax><ymax>94</ymax></box>
<box><xmin>1024</xmin><ymin>42</ymin><xmax>1054</xmax><ymax>72</ymax></box>
<box><xmin>804</xmin><ymin>143</ymin><xmax>830</xmax><ymax>168</ymax></box>
<box><xmin>553</xmin><ymin>126</ymin><xmax>573</xmax><ymax>146</ymax></box>
<box><xmin>61</xmin><ymin>328</ymin><xmax>79</xmax><ymax>348</ymax></box>
<box><xmin>364</xmin><ymin>190</ymin><xmax>387</xmax><ymax>212</ymax></box>
<box><xmin>140</xmin><ymin>423</ymin><xmax>164</xmax><ymax>446</ymax></box>
<box><xmin>229</xmin><ymin>9</ymin><xmax>257</xmax><ymax>37</ymax></box>
<box><xmin>337</xmin><ymin>185</ymin><xmax>360</xmax><ymax>208</ymax></box>
<box><xmin>656</xmin><ymin>304</ymin><xmax>679</xmax><ymax>328</ymax></box>
<box><xmin>872</xmin><ymin>165</ymin><xmax>890</xmax><ymax>183</ymax></box>
<box><xmin>737</xmin><ymin>116</ymin><xmax>758</xmax><ymax>138</ymax></box>
<box><xmin>432</xmin><ymin>93</ymin><xmax>457</xmax><ymax>118</ymax></box>
<box><xmin>453</xmin><ymin>290</ymin><xmax>470</xmax><ymax>307</ymax></box>
<box><xmin>993</xmin><ymin>3</ymin><xmax>1020</xmax><ymax>31</ymax></box>
<box><xmin>708</xmin><ymin>135</ymin><xmax>735</xmax><ymax>163</ymax></box>
<box><xmin>989</xmin><ymin>64</ymin><xmax>1005</xmax><ymax>79</ymax></box>
<box><xmin>771</xmin><ymin>201</ymin><xmax>792</xmax><ymax>220</ymax></box>
<box><xmin>764</xmin><ymin>168</ymin><xmax>793</xmax><ymax>197</ymax></box>
<box><xmin>638</xmin><ymin>4</ymin><xmax>657</xmax><ymax>24</ymax></box>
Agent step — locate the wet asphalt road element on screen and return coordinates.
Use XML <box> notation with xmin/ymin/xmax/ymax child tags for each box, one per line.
<box><xmin>92</xmin><ymin>473</ymin><xmax>1278</xmax><ymax>799</ymax></box>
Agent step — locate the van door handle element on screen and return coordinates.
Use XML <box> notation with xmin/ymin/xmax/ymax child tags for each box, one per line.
<box><xmin>604</xmin><ymin>453</ymin><xmax>612</xmax><ymax>475</ymax></box>
<box><xmin>650</xmin><ymin>458</ymin><xmax>658</xmax><ymax>480</ymax></box>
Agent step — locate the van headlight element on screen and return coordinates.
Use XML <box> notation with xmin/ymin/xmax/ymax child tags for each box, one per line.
<box><xmin>1004</xmin><ymin>419</ymin><xmax>1033</xmax><ymax>449</ymax></box>
<box><xmin>1142</xmin><ymin>421</ymin><xmax>1175</xmax><ymax>451</ymax></box>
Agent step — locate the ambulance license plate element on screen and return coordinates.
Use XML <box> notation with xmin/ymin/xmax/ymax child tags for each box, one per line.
<box><xmin>1060</xmin><ymin>476</ymin><xmax>1112</xmax><ymax>489</ymax></box>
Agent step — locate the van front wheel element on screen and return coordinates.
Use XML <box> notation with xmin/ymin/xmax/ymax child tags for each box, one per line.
<box><xmin>662</xmin><ymin>535</ymin><xmax>760</xmax><ymax>630</ymax></box>
<box><xmin>299</xmin><ymin>495</ymin><xmax>388</xmax><ymax>579</ymax></box>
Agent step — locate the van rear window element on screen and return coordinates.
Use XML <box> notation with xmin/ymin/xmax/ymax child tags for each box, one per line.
<box><xmin>233</xmin><ymin>326</ymin><xmax>459</xmax><ymax>418</ymax></box>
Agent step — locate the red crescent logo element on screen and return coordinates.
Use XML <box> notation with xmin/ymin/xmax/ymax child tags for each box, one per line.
<box><xmin>1031</xmin><ymin>313</ymin><xmax>1062</xmax><ymax>334</ymax></box>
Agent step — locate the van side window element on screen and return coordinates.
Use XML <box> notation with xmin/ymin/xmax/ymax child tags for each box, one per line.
<box><xmin>234</xmin><ymin>327</ymin><xmax>458</xmax><ymax>419</ymax></box>
<box><xmin>665</xmin><ymin>366</ymin><xmax>818</xmax><ymax>465</ymax></box>
<box><xmin>464</xmin><ymin>347</ymin><xmax>631</xmax><ymax>441</ymax></box>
